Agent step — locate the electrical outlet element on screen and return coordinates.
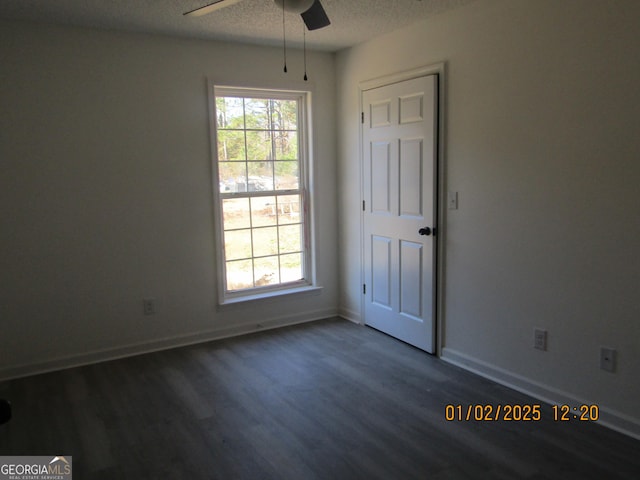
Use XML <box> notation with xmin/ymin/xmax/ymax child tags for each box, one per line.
<box><xmin>143</xmin><ymin>298</ymin><xmax>156</xmax><ymax>316</ymax></box>
<box><xmin>534</xmin><ymin>328</ymin><xmax>547</xmax><ymax>351</ymax></box>
<box><xmin>600</xmin><ymin>347</ymin><xmax>616</xmax><ymax>373</ymax></box>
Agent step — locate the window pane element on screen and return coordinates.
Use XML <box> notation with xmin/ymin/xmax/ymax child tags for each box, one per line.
<box><xmin>222</xmin><ymin>198</ymin><xmax>250</xmax><ymax>229</ymax></box>
<box><xmin>279</xmin><ymin>224</ymin><xmax>302</xmax><ymax>254</ymax></box>
<box><xmin>246</xmin><ymin>131</ymin><xmax>272</xmax><ymax>160</ymax></box>
<box><xmin>224</xmin><ymin>229</ymin><xmax>252</xmax><ymax>261</ymax></box>
<box><xmin>274</xmin><ymin>132</ymin><xmax>298</xmax><ymax>160</ymax></box>
<box><xmin>280</xmin><ymin>253</ymin><xmax>303</xmax><ymax>283</ymax></box>
<box><xmin>253</xmin><ymin>227</ymin><xmax>278</xmax><ymax>257</ymax></box>
<box><xmin>226</xmin><ymin>259</ymin><xmax>253</xmax><ymax>291</ymax></box>
<box><xmin>217</xmin><ymin>130</ymin><xmax>245</xmax><ymax>161</ymax></box>
<box><xmin>270</xmin><ymin>99</ymin><xmax>298</xmax><ymax>131</ymax></box>
<box><xmin>219</xmin><ymin>162</ymin><xmax>247</xmax><ymax>193</ymax></box>
<box><xmin>277</xmin><ymin>195</ymin><xmax>301</xmax><ymax>224</ymax></box>
<box><xmin>247</xmin><ymin>162</ymin><xmax>274</xmax><ymax>191</ymax></box>
<box><xmin>254</xmin><ymin>256</ymin><xmax>280</xmax><ymax>286</ymax></box>
<box><xmin>244</xmin><ymin>98</ymin><xmax>270</xmax><ymax>129</ymax></box>
<box><xmin>251</xmin><ymin>197</ymin><xmax>277</xmax><ymax>227</ymax></box>
<box><xmin>216</xmin><ymin>97</ymin><xmax>244</xmax><ymax>129</ymax></box>
<box><xmin>275</xmin><ymin>161</ymin><xmax>299</xmax><ymax>190</ymax></box>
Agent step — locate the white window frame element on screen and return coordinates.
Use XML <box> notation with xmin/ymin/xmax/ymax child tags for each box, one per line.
<box><xmin>209</xmin><ymin>84</ymin><xmax>316</xmax><ymax>305</ymax></box>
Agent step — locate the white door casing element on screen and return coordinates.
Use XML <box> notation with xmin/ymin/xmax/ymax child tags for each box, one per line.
<box><xmin>362</xmin><ymin>74</ymin><xmax>438</xmax><ymax>353</ymax></box>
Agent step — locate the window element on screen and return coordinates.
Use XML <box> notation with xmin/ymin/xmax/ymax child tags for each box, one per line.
<box><xmin>212</xmin><ymin>86</ymin><xmax>312</xmax><ymax>301</ymax></box>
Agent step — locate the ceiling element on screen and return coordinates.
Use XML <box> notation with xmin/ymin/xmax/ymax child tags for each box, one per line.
<box><xmin>0</xmin><ymin>0</ymin><xmax>476</xmax><ymax>52</ymax></box>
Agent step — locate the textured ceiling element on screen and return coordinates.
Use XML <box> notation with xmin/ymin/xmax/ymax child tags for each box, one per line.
<box><xmin>0</xmin><ymin>0</ymin><xmax>476</xmax><ymax>52</ymax></box>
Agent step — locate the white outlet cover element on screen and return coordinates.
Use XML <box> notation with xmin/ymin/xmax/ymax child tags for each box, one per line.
<box><xmin>534</xmin><ymin>328</ymin><xmax>547</xmax><ymax>351</ymax></box>
<box><xmin>143</xmin><ymin>298</ymin><xmax>156</xmax><ymax>315</ymax></box>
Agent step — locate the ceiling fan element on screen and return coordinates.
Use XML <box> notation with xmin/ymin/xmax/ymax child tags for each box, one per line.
<box><xmin>183</xmin><ymin>0</ymin><xmax>331</xmax><ymax>31</ymax></box>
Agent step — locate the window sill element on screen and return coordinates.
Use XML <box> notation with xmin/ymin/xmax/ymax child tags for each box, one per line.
<box><xmin>218</xmin><ymin>285</ymin><xmax>323</xmax><ymax>309</ymax></box>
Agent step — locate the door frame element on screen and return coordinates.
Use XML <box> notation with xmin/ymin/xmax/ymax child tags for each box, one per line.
<box><xmin>359</xmin><ymin>63</ymin><xmax>447</xmax><ymax>356</ymax></box>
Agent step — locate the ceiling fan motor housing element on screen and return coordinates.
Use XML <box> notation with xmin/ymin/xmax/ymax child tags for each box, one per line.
<box><xmin>274</xmin><ymin>0</ymin><xmax>315</xmax><ymax>14</ymax></box>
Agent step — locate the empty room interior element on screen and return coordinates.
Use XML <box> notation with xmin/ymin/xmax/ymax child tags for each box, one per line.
<box><xmin>1</xmin><ymin>0</ymin><xmax>639</xmax><ymax>478</ymax></box>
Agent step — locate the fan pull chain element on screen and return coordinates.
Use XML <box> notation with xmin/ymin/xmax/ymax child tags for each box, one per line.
<box><xmin>303</xmin><ymin>24</ymin><xmax>308</xmax><ymax>81</ymax></box>
<box><xmin>282</xmin><ymin>0</ymin><xmax>287</xmax><ymax>73</ymax></box>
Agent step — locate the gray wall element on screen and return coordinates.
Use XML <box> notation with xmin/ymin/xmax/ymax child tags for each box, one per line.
<box><xmin>0</xmin><ymin>20</ymin><xmax>338</xmax><ymax>377</ymax></box>
<box><xmin>336</xmin><ymin>0</ymin><xmax>640</xmax><ymax>437</ymax></box>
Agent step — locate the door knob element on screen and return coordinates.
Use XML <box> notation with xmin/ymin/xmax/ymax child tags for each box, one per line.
<box><xmin>418</xmin><ymin>227</ymin><xmax>431</xmax><ymax>236</ymax></box>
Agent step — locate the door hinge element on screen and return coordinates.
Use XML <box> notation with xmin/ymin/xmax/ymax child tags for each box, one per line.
<box><xmin>361</xmin><ymin>112</ymin><xmax>364</xmax><ymax>124</ymax></box>
<box><xmin>363</xmin><ymin>284</ymin><xmax>366</xmax><ymax>294</ymax></box>
<box><xmin>362</xmin><ymin>200</ymin><xmax>365</xmax><ymax>211</ymax></box>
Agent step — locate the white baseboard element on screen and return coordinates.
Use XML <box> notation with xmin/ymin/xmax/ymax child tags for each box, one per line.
<box><xmin>0</xmin><ymin>308</ymin><xmax>337</xmax><ymax>382</ymax></box>
<box><xmin>337</xmin><ymin>306</ymin><xmax>362</xmax><ymax>325</ymax></box>
<box><xmin>441</xmin><ymin>347</ymin><xmax>640</xmax><ymax>441</ymax></box>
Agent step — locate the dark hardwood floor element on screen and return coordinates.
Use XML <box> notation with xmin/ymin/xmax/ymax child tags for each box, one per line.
<box><xmin>1</xmin><ymin>317</ymin><xmax>638</xmax><ymax>479</ymax></box>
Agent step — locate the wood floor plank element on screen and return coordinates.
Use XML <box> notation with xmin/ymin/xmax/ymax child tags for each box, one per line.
<box><xmin>1</xmin><ymin>317</ymin><xmax>639</xmax><ymax>479</ymax></box>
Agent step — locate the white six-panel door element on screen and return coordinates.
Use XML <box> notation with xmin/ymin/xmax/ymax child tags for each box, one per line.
<box><xmin>363</xmin><ymin>75</ymin><xmax>437</xmax><ymax>353</ymax></box>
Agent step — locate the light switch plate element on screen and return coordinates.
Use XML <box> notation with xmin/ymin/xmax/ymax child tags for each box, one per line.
<box><xmin>448</xmin><ymin>191</ymin><xmax>458</xmax><ymax>210</ymax></box>
<box><xmin>600</xmin><ymin>347</ymin><xmax>616</xmax><ymax>373</ymax></box>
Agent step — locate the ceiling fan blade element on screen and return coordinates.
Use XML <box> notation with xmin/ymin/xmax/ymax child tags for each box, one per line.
<box><xmin>183</xmin><ymin>0</ymin><xmax>244</xmax><ymax>17</ymax></box>
<box><xmin>301</xmin><ymin>0</ymin><xmax>330</xmax><ymax>30</ymax></box>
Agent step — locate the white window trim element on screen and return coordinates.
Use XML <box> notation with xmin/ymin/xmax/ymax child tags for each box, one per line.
<box><xmin>208</xmin><ymin>82</ymin><xmax>317</xmax><ymax>305</ymax></box>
